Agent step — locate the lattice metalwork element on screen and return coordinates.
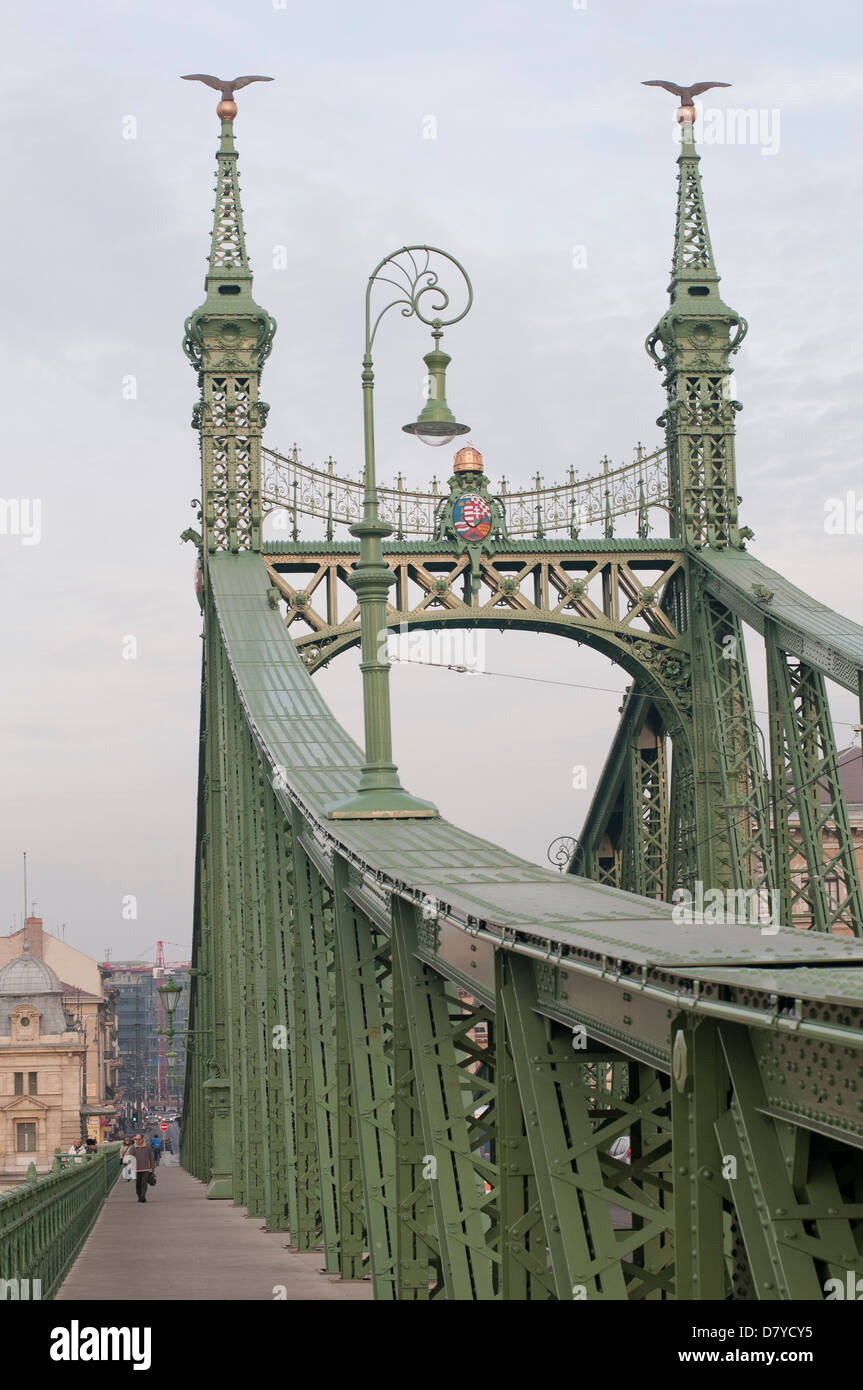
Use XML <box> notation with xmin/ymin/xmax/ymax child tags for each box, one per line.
<box><xmin>620</xmin><ymin>723</ymin><xmax>669</xmax><ymax>900</ymax></box>
<box><xmin>646</xmin><ymin>126</ymin><xmax>747</xmax><ymax>551</ymax></box>
<box><xmin>210</xmin><ymin>149</ymin><xmax>249</xmax><ymax>272</ymax></box>
<box><xmin>264</xmin><ymin>544</ymin><xmax>686</xmax><ymax>690</ymax></box>
<box><xmin>674</xmin><ymin>156</ymin><xmax>714</xmax><ymax>273</ymax></box>
<box><xmin>697</xmin><ymin>589</ymin><xmax>774</xmax><ymax>895</ymax></box>
<box><xmin>262</xmin><ymin>443</ymin><xmax>671</xmax><ymax>540</ymax></box>
<box><xmin>767</xmin><ymin>632</ymin><xmax>863</xmax><ymax>936</ymax></box>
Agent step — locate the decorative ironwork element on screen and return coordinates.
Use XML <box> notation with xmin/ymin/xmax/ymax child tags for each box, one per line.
<box><xmin>184</xmin><ymin>117</ymin><xmax>276</xmax><ymax>557</ymax></box>
<box><xmin>547</xmin><ymin>836</ymin><xmax>578</xmax><ymax>871</ymax></box>
<box><xmin>262</xmin><ymin>441</ymin><xmax>670</xmax><ymax>539</ymax></box>
<box><xmin>365</xmin><ymin>245</ymin><xmax>472</xmax><ymax>353</ymax></box>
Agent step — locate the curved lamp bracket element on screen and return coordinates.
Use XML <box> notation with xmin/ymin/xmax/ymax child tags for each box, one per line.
<box><xmin>366</xmin><ymin>245</ymin><xmax>473</xmax><ymax>356</ymax></box>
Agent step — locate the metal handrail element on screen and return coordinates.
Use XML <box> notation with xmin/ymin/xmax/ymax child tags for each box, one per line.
<box><xmin>261</xmin><ymin>441</ymin><xmax>670</xmax><ymax>540</ymax></box>
<box><xmin>0</xmin><ymin>1143</ymin><xmax>122</xmax><ymax>1299</ymax></box>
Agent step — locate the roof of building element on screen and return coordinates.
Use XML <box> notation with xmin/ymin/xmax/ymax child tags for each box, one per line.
<box><xmin>0</xmin><ymin>951</ymin><xmax>69</xmax><ymax>1035</ymax></box>
<box><xmin>0</xmin><ymin>952</ymin><xmax>63</xmax><ymax>995</ymax></box>
<box><xmin>60</xmin><ymin>981</ymin><xmax>103</xmax><ymax>1003</ymax></box>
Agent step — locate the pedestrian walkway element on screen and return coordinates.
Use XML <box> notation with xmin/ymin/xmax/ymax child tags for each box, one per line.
<box><xmin>56</xmin><ymin>1163</ymin><xmax>373</xmax><ymax>1301</ymax></box>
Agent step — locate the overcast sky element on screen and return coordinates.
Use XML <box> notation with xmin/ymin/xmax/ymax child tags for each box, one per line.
<box><xmin>2</xmin><ymin>0</ymin><xmax>861</xmax><ymax>962</ymax></box>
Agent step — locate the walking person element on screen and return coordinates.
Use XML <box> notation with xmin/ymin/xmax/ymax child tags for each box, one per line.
<box><xmin>131</xmin><ymin>1133</ymin><xmax>155</xmax><ymax>1203</ymax></box>
<box><xmin>121</xmin><ymin>1139</ymin><xmax>136</xmax><ymax>1187</ymax></box>
<box><xmin>150</xmin><ymin>1131</ymin><xmax>163</xmax><ymax>1167</ymax></box>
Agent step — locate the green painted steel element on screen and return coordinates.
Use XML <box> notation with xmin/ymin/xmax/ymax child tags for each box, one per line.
<box><xmin>179</xmin><ymin>100</ymin><xmax>863</xmax><ymax>1299</ymax></box>
<box><xmin>262</xmin><ymin>442</ymin><xmax>670</xmax><ymax>541</ymax></box>
<box><xmin>0</xmin><ymin>1146</ymin><xmax>122</xmax><ymax>1299</ymax></box>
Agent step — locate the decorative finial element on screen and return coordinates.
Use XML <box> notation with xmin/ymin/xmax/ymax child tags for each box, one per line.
<box><xmin>453</xmin><ymin>443</ymin><xmax>483</xmax><ymax>474</ymax></box>
<box><xmin>642</xmin><ymin>79</ymin><xmax>731</xmax><ymax>124</ymax></box>
<box><xmin>181</xmin><ymin>74</ymin><xmax>274</xmax><ymax>119</ymax></box>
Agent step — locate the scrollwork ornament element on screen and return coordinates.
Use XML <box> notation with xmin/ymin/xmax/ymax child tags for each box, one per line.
<box><xmin>366</xmin><ymin>245</ymin><xmax>472</xmax><ymax>355</ymax></box>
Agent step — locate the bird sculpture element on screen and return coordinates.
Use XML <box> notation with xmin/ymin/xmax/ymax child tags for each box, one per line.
<box><xmin>642</xmin><ymin>79</ymin><xmax>731</xmax><ymax>125</ymax></box>
<box><xmin>181</xmin><ymin>74</ymin><xmax>273</xmax><ymax>119</ymax></box>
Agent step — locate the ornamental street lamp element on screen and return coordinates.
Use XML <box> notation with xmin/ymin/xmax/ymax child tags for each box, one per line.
<box><xmin>157</xmin><ymin>976</ymin><xmax>184</xmax><ymax>1106</ymax></box>
<box><xmin>328</xmin><ymin>246</ymin><xmax>472</xmax><ymax>820</ymax></box>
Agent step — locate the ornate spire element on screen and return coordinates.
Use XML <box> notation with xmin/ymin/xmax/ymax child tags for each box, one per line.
<box><xmin>669</xmin><ymin>122</ymin><xmax>719</xmax><ymax>299</ymax></box>
<box><xmin>183</xmin><ymin>84</ymin><xmax>276</xmax><ymax>557</ymax></box>
<box><xmin>207</xmin><ymin>121</ymin><xmax>251</xmax><ymax>287</ymax></box>
<box><xmin>645</xmin><ymin>100</ymin><xmax>747</xmax><ymax>550</ymax></box>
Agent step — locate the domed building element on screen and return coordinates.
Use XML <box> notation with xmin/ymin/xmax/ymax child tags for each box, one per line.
<box><xmin>0</xmin><ymin>948</ymin><xmax>85</xmax><ymax>1184</ymax></box>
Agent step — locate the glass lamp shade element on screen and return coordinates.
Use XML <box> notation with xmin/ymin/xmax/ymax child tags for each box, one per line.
<box><xmin>403</xmin><ymin>419</ymin><xmax>470</xmax><ymax>447</ymax></box>
<box><xmin>157</xmin><ymin>978</ymin><xmax>183</xmax><ymax>1016</ymax></box>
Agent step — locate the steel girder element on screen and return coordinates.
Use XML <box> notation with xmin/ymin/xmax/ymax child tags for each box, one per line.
<box><xmin>390</xmin><ymin>899</ymin><xmax>497</xmax><ymax>1299</ymax></box>
<box><xmin>766</xmin><ymin>624</ymin><xmax>863</xmax><ymax>936</ymax></box>
<box><xmin>330</xmin><ymin>854</ymin><xmax>397</xmax><ymax>1297</ymax></box>
<box><xmin>290</xmin><ymin>816</ymin><xmax>340</xmax><ymax>1266</ymax></box>
<box><xmin>696</xmin><ymin>591</ymin><xmax>773</xmax><ymax>894</ymax></box>
<box><xmin>574</xmin><ymin>690</ymin><xmax>670</xmax><ymax>897</ymax></box>
<box><xmin>577</xmin><ymin>574</ymin><xmax>780</xmax><ymax>909</ymax></box>
<box><xmin>265</xmin><ymin>543</ymin><xmax>683</xmax><ymax>674</ymax></box>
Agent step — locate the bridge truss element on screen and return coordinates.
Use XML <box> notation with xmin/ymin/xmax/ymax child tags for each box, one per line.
<box><xmin>180</xmin><ymin>101</ymin><xmax>863</xmax><ymax>1300</ymax></box>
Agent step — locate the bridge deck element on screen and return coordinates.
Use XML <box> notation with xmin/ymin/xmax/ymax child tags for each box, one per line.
<box><xmin>55</xmin><ymin>1162</ymin><xmax>372</xmax><ymax>1302</ymax></box>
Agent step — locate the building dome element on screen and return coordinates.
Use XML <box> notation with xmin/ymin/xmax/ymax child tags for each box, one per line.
<box><xmin>0</xmin><ymin>952</ymin><xmax>68</xmax><ymax>1035</ymax></box>
<box><xmin>0</xmin><ymin>953</ymin><xmax>63</xmax><ymax>996</ymax></box>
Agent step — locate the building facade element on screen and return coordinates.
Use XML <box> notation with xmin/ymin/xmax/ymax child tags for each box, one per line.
<box><xmin>0</xmin><ymin>919</ymin><xmax>121</xmax><ymax>1137</ymax></box>
<box><xmin>106</xmin><ymin>962</ymin><xmax>189</xmax><ymax>1117</ymax></box>
<box><xmin>0</xmin><ymin>952</ymin><xmax>86</xmax><ymax>1183</ymax></box>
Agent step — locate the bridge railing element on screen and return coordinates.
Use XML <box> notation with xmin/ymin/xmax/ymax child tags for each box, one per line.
<box><xmin>261</xmin><ymin>441</ymin><xmax>671</xmax><ymax>539</ymax></box>
<box><xmin>0</xmin><ymin>1143</ymin><xmax>122</xmax><ymax>1299</ymax></box>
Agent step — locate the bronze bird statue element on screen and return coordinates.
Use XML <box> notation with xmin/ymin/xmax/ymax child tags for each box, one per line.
<box><xmin>643</xmin><ymin>79</ymin><xmax>731</xmax><ymax>107</ymax></box>
<box><xmin>181</xmin><ymin>74</ymin><xmax>273</xmax><ymax>119</ymax></box>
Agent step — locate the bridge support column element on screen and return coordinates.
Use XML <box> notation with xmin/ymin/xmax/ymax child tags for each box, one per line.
<box><xmin>499</xmin><ymin>955</ymin><xmax>627</xmax><ymax>1300</ymax></box>
<box><xmin>494</xmin><ymin>953</ymin><xmax>554</xmax><ymax>1300</ymax></box>
<box><xmin>766</xmin><ymin>624</ymin><xmax>863</xmax><ymax>934</ymax></box>
<box><xmin>291</xmin><ymin>814</ymin><xmax>341</xmax><ymax>1269</ymax></box>
<box><xmin>261</xmin><ymin>792</ymin><xmax>295</xmax><ymax>1232</ymax></box>
<box><xmin>670</xmin><ymin>1016</ymin><xmax>728</xmax><ymax>1299</ymax></box>
<box><xmin>334</xmin><ymin>963</ymin><xmax>366</xmax><ymax>1281</ymax></box>
<box><xmin>332</xmin><ymin>854</ymin><xmax>397</xmax><ymax>1298</ymax></box>
<box><xmin>390</xmin><ymin>900</ymin><xmax>495</xmax><ymax>1301</ymax></box>
<box><xmin>715</xmin><ymin>1025</ymin><xmax>825</xmax><ymax>1300</ymax></box>
<box><xmin>202</xmin><ymin>1077</ymin><xmax>233</xmax><ymax>1199</ymax></box>
<box><xmin>391</xmin><ymin>906</ymin><xmax>441</xmax><ymax>1299</ymax></box>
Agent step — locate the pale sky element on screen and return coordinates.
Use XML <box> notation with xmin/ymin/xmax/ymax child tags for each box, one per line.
<box><xmin>2</xmin><ymin>0</ymin><xmax>861</xmax><ymax>961</ymax></box>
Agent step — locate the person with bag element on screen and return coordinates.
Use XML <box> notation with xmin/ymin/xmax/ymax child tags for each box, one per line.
<box><xmin>121</xmin><ymin>1140</ymin><xmax>136</xmax><ymax>1187</ymax></box>
<box><xmin>131</xmin><ymin>1134</ymin><xmax>156</xmax><ymax>1203</ymax></box>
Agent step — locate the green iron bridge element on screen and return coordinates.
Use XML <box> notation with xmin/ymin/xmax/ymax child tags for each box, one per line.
<box><xmin>175</xmin><ymin>88</ymin><xmax>863</xmax><ymax>1302</ymax></box>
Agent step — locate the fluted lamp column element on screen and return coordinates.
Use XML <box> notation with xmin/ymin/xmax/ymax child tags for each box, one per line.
<box><xmin>328</xmin><ymin>246</ymin><xmax>472</xmax><ymax>820</ymax></box>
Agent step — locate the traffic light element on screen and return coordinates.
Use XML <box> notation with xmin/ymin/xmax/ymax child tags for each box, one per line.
<box><xmin>131</xmin><ymin>1111</ymin><xmax>138</xmax><ymax>1124</ymax></box>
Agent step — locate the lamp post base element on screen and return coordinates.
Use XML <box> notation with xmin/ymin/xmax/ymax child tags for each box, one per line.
<box><xmin>327</xmin><ymin>787</ymin><xmax>439</xmax><ymax>820</ymax></box>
